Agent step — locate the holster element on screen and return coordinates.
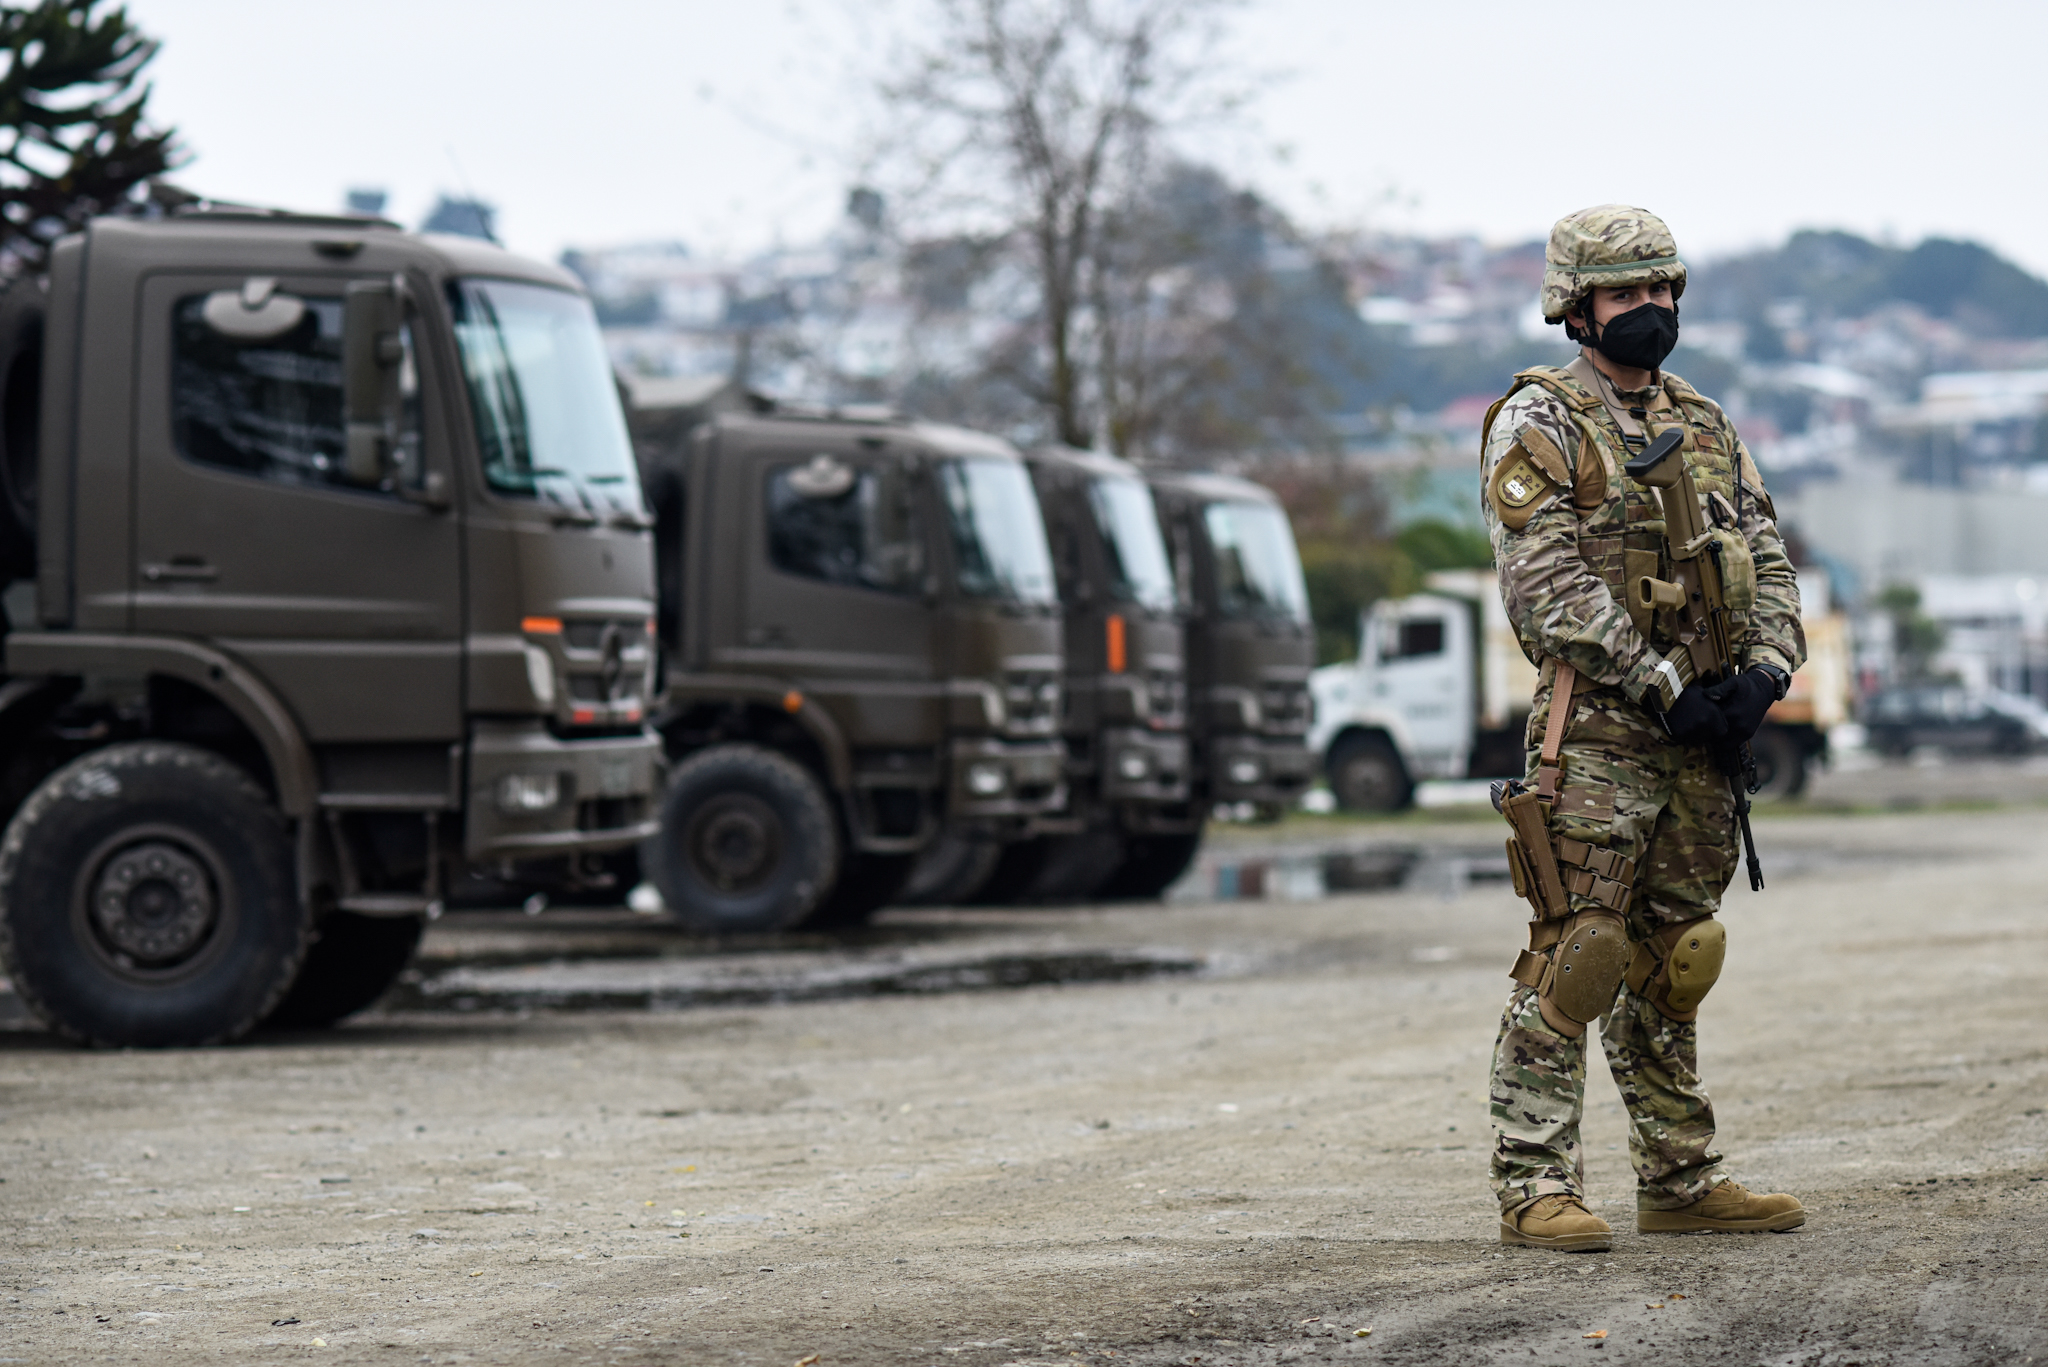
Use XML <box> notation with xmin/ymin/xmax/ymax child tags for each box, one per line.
<box><xmin>1499</xmin><ymin>662</ymin><xmax>1640</xmax><ymax>1030</ymax></box>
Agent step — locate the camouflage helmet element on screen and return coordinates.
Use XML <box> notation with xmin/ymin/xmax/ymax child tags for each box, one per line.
<box><xmin>1541</xmin><ymin>204</ymin><xmax>1687</xmax><ymax>324</ymax></box>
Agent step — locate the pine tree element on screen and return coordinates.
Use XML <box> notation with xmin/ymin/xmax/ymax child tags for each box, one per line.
<box><xmin>0</xmin><ymin>0</ymin><xmax>176</xmax><ymax>275</ymax></box>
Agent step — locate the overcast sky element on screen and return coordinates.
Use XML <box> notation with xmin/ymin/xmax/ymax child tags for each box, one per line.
<box><xmin>126</xmin><ymin>0</ymin><xmax>2048</xmax><ymax>276</ymax></box>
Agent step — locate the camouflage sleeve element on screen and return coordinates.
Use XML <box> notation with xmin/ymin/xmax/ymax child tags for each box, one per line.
<box><xmin>1728</xmin><ymin>429</ymin><xmax>1806</xmax><ymax>677</ymax></box>
<box><xmin>1482</xmin><ymin>389</ymin><xmax>1670</xmax><ymax>704</ymax></box>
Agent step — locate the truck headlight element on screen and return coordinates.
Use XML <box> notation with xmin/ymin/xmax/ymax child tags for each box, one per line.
<box><xmin>524</xmin><ymin>644</ymin><xmax>556</xmax><ymax>708</ymax></box>
<box><xmin>1116</xmin><ymin>750</ymin><xmax>1151</xmax><ymax>781</ymax></box>
<box><xmin>1227</xmin><ymin>757</ymin><xmax>1263</xmax><ymax>785</ymax></box>
<box><xmin>965</xmin><ymin>761</ymin><xmax>1009</xmax><ymax>797</ymax></box>
<box><xmin>496</xmin><ymin>772</ymin><xmax>563</xmax><ymax>813</ymax></box>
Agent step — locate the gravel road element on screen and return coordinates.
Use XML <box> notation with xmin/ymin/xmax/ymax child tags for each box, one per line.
<box><xmin>2</xmin><ymin>807</ymin><xmax>2044</xmax><ymax>1366</ymax></box>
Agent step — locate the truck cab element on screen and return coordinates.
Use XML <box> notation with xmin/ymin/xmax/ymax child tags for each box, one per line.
<box><xmin>910</xmin><ymin>444</ymin><xmax>1194</xmax><ymax>904</ymax></box>
<box><xmin>634</xmin><ymin>405</ymin><xmax>1068</xmax><ymax>931</ymax></box>
<box><xmin>0</xmin><ymin>206</ymin><xmax>662</xmax><ymax>1046</ymax></box>
<box><xmin>1146</xmin><ymin>469</ymin><xmax>1315</xmax><ymax>822</ymax></box>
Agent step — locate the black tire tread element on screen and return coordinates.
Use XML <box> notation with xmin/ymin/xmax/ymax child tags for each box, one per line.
<box><xmin>649</xmin><ymin>744</ymin><xmax>840</xmax><ymax>934</ymax></box>
<box><xmin>0</xmin><ymin>741</ymin><xmax>310</xmax><ymax>1047</ymax></box>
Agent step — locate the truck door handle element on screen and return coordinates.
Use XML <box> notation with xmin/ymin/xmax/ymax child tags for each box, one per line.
<box><xmin>142</xmin><ymin>560</ymin><xmax>219</xmax><ymax>583</ymax></box>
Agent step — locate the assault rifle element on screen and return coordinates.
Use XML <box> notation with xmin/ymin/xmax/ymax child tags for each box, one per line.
<box><xmin>1624</xmin><ymin>427</ymin><xmax>1766</xmax><ymax>892</ymax></box>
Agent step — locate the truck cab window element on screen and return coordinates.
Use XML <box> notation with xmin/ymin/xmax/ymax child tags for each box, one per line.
<box><xmin>172</xmin><ymin>293</ymin><xmax>421</xmax><ymax>490</ymax></box>
<box><xmin>1382</xmin><ymin>619</ymin><xmax>1445</xmax><ymax>661</ymax></box>
<box><xmin>766</xmin><ymin>459</ymin><xmax>925</xmax><ymax>594</ymax></box>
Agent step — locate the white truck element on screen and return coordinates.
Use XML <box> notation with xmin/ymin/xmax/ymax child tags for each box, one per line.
<box><xmin>1309</xmin><ymin>568</ymin><xmax>1845</xmax><ymax>810</ymax></box>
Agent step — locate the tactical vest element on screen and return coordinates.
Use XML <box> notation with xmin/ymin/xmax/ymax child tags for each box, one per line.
<box><xmin>1482</xmin><ymin>363</ymin><xmax>1753</xmax><ymax>652</ymax></box>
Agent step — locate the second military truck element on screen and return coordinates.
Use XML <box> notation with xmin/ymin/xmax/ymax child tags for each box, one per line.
<box><xmin>633</xmin><ymin>403</ymin><xmax>1069</xmax><ymax>931</ymax></box>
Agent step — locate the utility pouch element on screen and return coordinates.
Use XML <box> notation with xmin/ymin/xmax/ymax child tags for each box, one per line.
<box><xmin>1704</xmin><ymin>527</ymin><xmax>1756</xmax><ymax>611</ymax></box>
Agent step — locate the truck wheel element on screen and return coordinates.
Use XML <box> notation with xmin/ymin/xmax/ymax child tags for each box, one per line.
<box><xmin>648</xmin><ymin>744</ymin><xmax>840</xmax><ymax>934</ymax></box>
<box><xmin>1328</xmin><ymin>733</ymin><xmax>1412</xmax><ymax>812</ymax></box>
<box><xmin>1095</xmin><ymin>831</ymin><xmax>1203</xmax><ymax>901</ymax></box>
<box><xmin>1023</xmin><ymin>829</ymin><xmax>1127</xmax><ymax>902</ymax></box>
<box><xmin>0</xmin><ymin>742</ymin><xmax>309</xmax><ymax>1047</ymax></box>
<box><xmin>970</xmin><ymin>837</ymin><xmax>1053</xmax><ymax>905</ymax></box>
<box><xmin>898</xmin><ymin>830</ymin><xmax>1003</xmax><ymax>906</ymax></box>
<box><xmin>804</xmin><ymin>852</ymin><xmax>916</xmax><ymax>928</ymax></box>
<box><xmin>263</xmin><ymin>912</ymin><xmax>424</xmax><ymax>1029</ymax></box>
<box><xmin>1747</xmin><ymin>727</ymin><xmax>1808</xmax><ymax>800</ymax></box>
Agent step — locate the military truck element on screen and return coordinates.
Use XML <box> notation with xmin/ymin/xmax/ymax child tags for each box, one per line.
<box><xmin>906</xmin><ymin>444</ymin><xmax>1192</xmax><ymax>904</ymax></box>
<box><xmin>0</xmin><ymin>205</ymin><xmax>663</xmax><ymax>1047</ymax></box>
<box><xmin>1144</xmin><ymin>470</ymin><xmax>1315</xmax><ymax>866</ymax></box>
<box><xmin>630</xmin><ymin>403</ymin><xmax>1068</xmax><ymax>932</ymax></box>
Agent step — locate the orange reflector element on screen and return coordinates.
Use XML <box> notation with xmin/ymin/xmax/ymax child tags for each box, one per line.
<box><xmin>571</xmin><ymin>708</ymin><xmax>596</xmax><ymax>724</ymax></box>
<box><xmin>1106</xmin><ymin>613</ymin><xmax>1127</xmax><ymax>674</ymax></box>
<box><xmin>782</xmin><ymin>691</ymin><xmax>804</xmax><ymax>713</ymax></box>
<box><xmin>522</xmin><ymin>616</ymin><xmax>563</xmax><ymax>634</ymax></box>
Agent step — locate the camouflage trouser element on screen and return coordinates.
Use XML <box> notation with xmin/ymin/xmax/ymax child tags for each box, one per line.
<box><xmin>1488</xmin><ymin>680</ymin><xmax>1734</xmax><ymax>1213</ymax></box>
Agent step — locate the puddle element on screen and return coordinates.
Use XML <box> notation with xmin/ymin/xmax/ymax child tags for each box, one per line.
<box><xmin>383</xmin><ymin>945</ymin><xmax>1206</xmax><ymax>1015</ymax></box>
<box><xmin>1172</xmin><ymin>845</ymin><xmax>1511</xmax><ymax>903</ymax></box>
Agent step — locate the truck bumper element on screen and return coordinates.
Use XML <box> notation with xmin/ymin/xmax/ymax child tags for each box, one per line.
<box><xmin>1097</xmin><ymin>726</ymin><xmax>1191</xmax><ymax>803</ymax></box>
<box><xmin>465</xmin><ymin>720</ymin><xmax>663</xmax><ymax>861</ymax></box>
<box><xmin>947</xmin><ymin>736</ymin><xmax>1067</xmax><ymax>824</ymax></box>
<box><xmin>1206</xmin><ymin>734</ymin><xmax>1315</xmax><ymax>807</ymax></box>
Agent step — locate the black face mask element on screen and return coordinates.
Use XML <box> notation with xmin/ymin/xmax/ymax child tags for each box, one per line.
<box><xmin>1591</xmin><ymin>302</ymin><xmax>1679</xmax><ymax>371</ymax></box>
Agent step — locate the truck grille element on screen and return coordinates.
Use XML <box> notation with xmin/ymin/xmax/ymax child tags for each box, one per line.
<box><xmin>553</xmin><ymin>616</ymin><xmax>655</xmax><ymax>729</ymax></box>
<box><xmin>1003</xmin><ymin>670</ymin><xmax>1062</xmax><ymax>737</ymax></box>
<box><xmin>1146</xmin><ymin>669</ymin><xmax>1187</xmax><ymax>727</ymax></box>
<box><xmin>1259</xmin><ymin>681</ymin><xmax>1311</xmax><ymax>736</ymax></box>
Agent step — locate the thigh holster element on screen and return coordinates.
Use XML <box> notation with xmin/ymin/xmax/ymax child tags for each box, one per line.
<box><xmin>1498</xmin><ymin>662</ymin><xmax>1636</xmax><ymax>1037</ymax></box>
<box><xmin>1624</xmin><ymin>915</ymin><xmax>1726</xmax><ymax>1021</ymax></box>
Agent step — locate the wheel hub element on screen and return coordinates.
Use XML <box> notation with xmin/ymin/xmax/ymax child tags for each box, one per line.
<box><xmin>90</xmin><ymin>841</ymin><xmax>218</xmax><ymax>966</ymax></box>
<box><xmin>687</xmin><ymin>797</ymin><xmax>783</xmax><ymax>892</ymax></box>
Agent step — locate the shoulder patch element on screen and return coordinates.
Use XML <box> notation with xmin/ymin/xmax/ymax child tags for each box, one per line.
<box><xmin>1512</xmin><ymin>425</ymin><xmax>1571</xmax><ymax>484</ymax></box>
<box><xmin>1489</xmin><ymin>442</ymin><xmax>1559</xmax><ymax>530</ymax></box>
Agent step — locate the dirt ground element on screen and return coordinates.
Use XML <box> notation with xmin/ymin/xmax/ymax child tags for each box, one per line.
<box><xmin>3</xmin><ymin>804</ymin><xmax>2046</xmax><ymax>1367</ymax></box>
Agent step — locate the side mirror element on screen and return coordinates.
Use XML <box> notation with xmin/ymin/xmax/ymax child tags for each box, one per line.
<box><xmin>343</xmin><ymin>278</ymin><xmax>406</xmax><ymax>486</ymax></box>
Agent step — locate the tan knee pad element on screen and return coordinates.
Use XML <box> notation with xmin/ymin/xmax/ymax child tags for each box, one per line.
<box><xmin>1534</xmin><ymin>910</ymin><xmax>1631</xmax><ymax>1037</ymax></box>
<box><xmin>1625</xmin><ymin>916</ymin><xmax>1726</xmax><ymax>1021</ymax></box>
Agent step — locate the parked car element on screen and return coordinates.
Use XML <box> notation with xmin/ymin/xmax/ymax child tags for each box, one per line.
<box><xmin>1862</xmin><ymin>686</ymin><xmax>2048</xmax><ymax>757</ymax></box>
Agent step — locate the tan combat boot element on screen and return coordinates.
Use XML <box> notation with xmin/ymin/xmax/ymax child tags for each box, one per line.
<box><xmin>1638</xmin><ymin>1180</ymin><xmax>1806</xmax><ymax>1233</ymax></box>
<box><xmin>1500</xmin><ymin>1194</ymin><xmax>1613</xmax><ymax>1251</ymax></box>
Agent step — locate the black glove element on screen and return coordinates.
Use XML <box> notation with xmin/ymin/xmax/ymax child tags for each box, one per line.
<box><xmin>1705</xmin><ymin>668</ymin><xmax>1777</xmax><ymax>745</ymax></box>
<box><xmin>1658</xmin><ymin>681</ymin><xmax>1729</xmax><ymax>746</ymax></box>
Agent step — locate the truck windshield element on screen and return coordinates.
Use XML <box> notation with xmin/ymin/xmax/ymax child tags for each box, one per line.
<box><xmin>448</xmin><ymin>278</ymin><xmax>642</xmax><ymax>505</ymax></box>
<box><xmin>1088</xmin><ymin>476</ymin><xmax>1176</xmax><ymax>612</ymax></box>
<box><xmin>938</xmin><ymin>458</ymin><xmax>1057</xmax><ymax>607</ymax></box>
<box><xmin>1204</xmin><ymin>500</ymin><xmax>1309</xmax><ymax>623</ymax></box>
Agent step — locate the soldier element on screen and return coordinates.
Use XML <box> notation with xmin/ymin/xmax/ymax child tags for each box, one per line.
<box><xmin>1479</xmin><ymin>205</ymin><xmax>1808</xmax><ymax>1251</ymax></box>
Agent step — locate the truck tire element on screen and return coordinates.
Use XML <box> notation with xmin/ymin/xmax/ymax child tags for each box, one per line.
<box><xmin>1023</xmin><ymin>829</ymin><xmax>1127</xmax><ymax>902</ymax></box>
<box><xmin>0</xmin><ymin>276</ymin><xmax>44</xmax><ymax>581</ymax></box>
<box><xmin>970</xmin><ymin>837</ymin><xmax>1052</xmax><ymax>905</ymax></box>
<box><xmin>803</xmin><ymin>851</ymin><xmax>916</xmax><ymax>928</ymax></box>
<box><xmin>0</xmin><ymin>742</ymin><xmax>309</xmax><ymax>1047</ymax></box>
<box><xmin>898</xmin><ymin>830</ymin><xmax>1003</xmax><ymax>906</ymax></box>
<box><xmin>263</xmin><ymin>912</ymin><xmax>424</xmax><ymax>1029</ymax></box>
<box><xmin>647</xmin><ymin>744</ymin><xmax>840</xmax><ymax>934</ymax></box>
<box><xmin>1095</xmin><ymin>830</ymin><xmax>1203</xmax><ymax>901</ymax></box>
<box><xmin>1328</xmin><ymin>732</ymin><xmax>1413</xmax><ymax>812</ymax></box>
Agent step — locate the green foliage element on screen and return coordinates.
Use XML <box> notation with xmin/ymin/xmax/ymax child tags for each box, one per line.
<box><xmin>1394</xmin><ymin>518</ymin><xmax>1491</xmax><ymax>573</ymax></box>
<box><xmin>0</xmin><ymin>0</ymin><xmax>176</xmax><ymax>275</ymax></box>
<box><xmin>1299</xmin><ymin>539</ymin><xmax>1412</xmax><ymax>666</ymax></box>
<box><xmin>1878</xmin><ymin>582</ymin><xmax>1947</xmax><ymax>682</ymax></box>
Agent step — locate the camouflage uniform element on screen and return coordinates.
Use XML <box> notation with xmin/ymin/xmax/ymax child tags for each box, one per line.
<box><xmin>1480</xmin><ymin>207</ymin><xmax>1805</xmax><ymax>1214</ymax></box>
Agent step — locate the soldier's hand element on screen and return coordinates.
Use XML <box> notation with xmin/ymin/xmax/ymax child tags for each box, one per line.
<box><xmin>1659</xmin><ymin>682</ymin><xmax>1729</xmax><ymax>746</ymax></box>
<box><xmin>1705</xmin><ymin>668</ymin><xmax>1776</xmax><ymax>744</ymax></box>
